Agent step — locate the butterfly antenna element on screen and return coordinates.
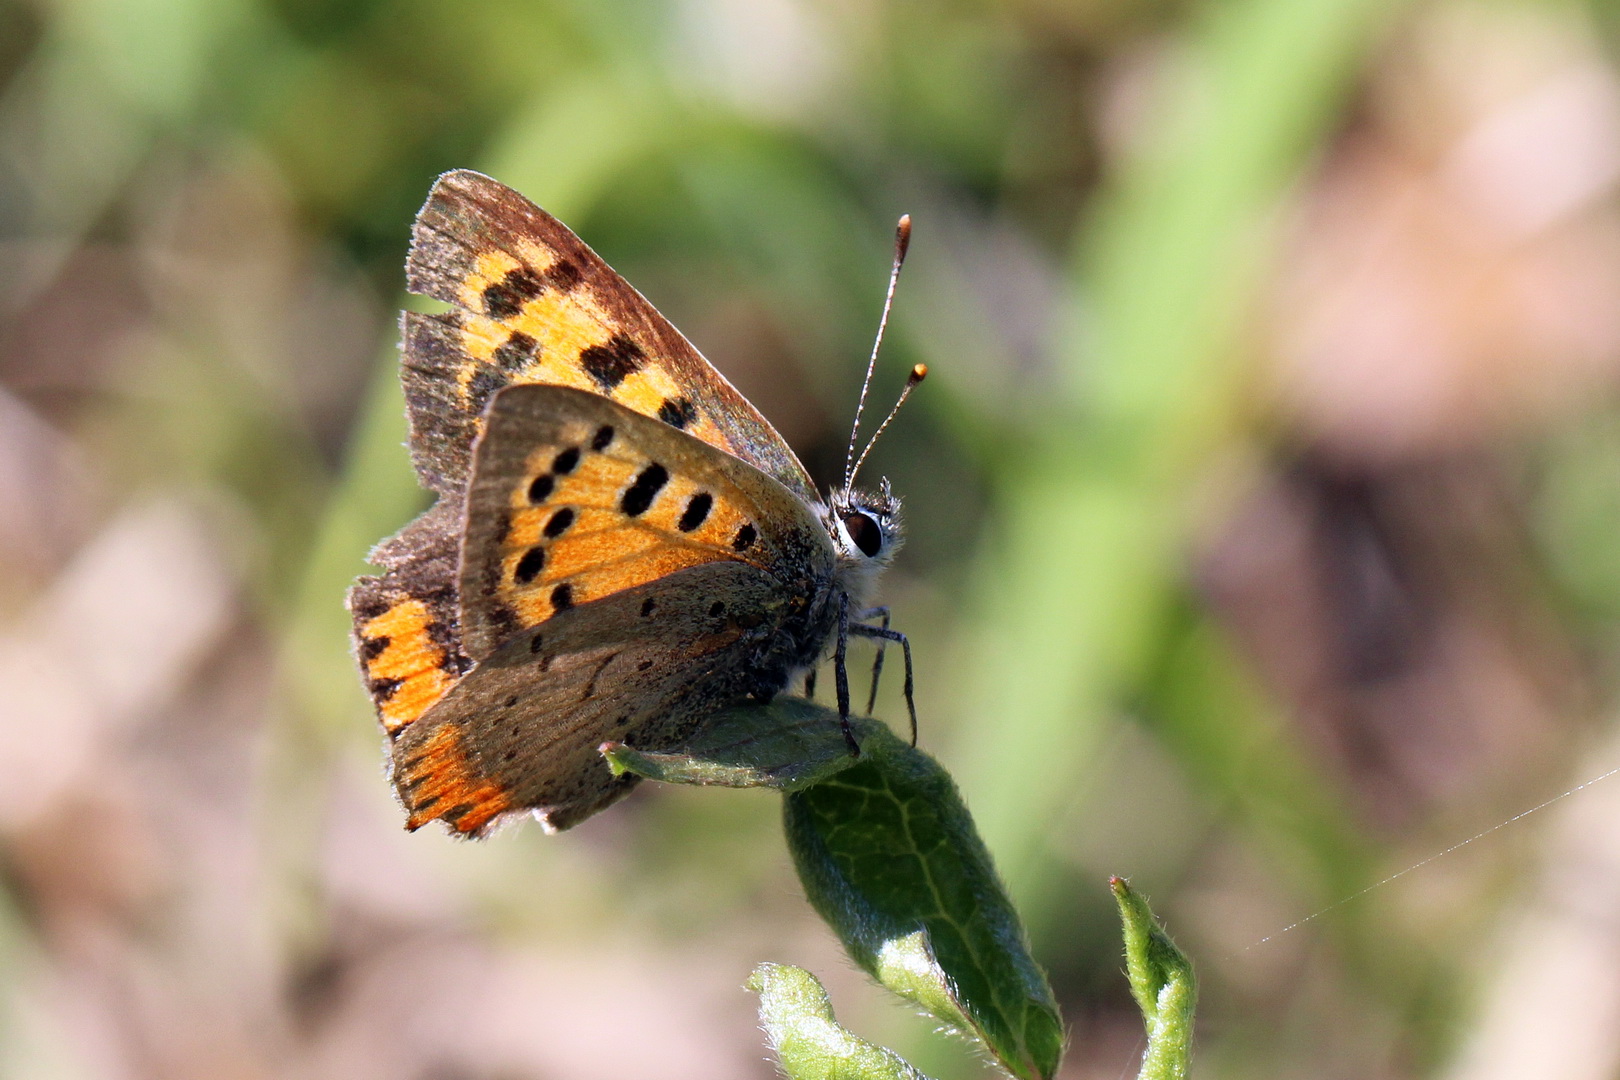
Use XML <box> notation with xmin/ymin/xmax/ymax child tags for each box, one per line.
<box><xmin>844</xmin><ymin>214</ymin><xmax>912</xmax><ymax>490</ymax></box>
<box><xmin>849</xmin><ymin>363</ymin><xmax>927</xmax><ymax>488</ymax></box>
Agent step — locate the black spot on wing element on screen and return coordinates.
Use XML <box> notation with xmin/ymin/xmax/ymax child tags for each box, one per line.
<box><xmin>528</xmin><ymin>474</ymin><xmax>554</xmax><ymax>502</ymax></box>
<box><xmin>360</xmin><ymin>635</ymin><xmax>390</xmax><ymax>662</ymax></box>
<box><xmin>465</xmin><ymin>366</ymin><xmax>506</xmax><ymax>418</ymax></box>
<box><xmin>483</xmin><ymin>267</ymin><xmax>543</xmax><ymax>320</ymax></box>
<box><xmin>544</xmin><ymin>258</ymin><xmax>583</xmax><ymax>292</ymax></box>
<box><xmin>493</xmin><ymin>331</ymin><xmax>536</xmax><ymax>370</ymax></box>
<box><xmin>592</xmin><ymin>425</ymin><xmax>615</xmax><ymax>451</ymax></box>
<box><xmin>678</xmin><ymin>493</ymin><xmax>712</xmax><ymax>532</ymax></box>
<box><xmin>514</xmin><ymin>547</ymin><xmax>545</xmax><ymax>584</ymax></box>
<box><xmin>551</xmin><ymin>446</ymin><xmax>580</xmax><ymax>474</ymax></box>
<box><xmin>658</xmin><ymin>396</ymin><xmax>697</xmax><ymax>430</ymax></box>
<box><xmin>580</xmin><ymin>335</ymin><xmax>645</xmax><ymax>390</ymax></box>
<box><xmin>732</xmin><ymin>523</ymin><xmax>757</xmax><ymax>551</ymax></box>
<box><xmin>369</xmin><ymin>677</ymin><xmax>403</xmax><ymax>700</ymax></box>
<box><xmin>620</xmin><ymin>463</ymin><xmax>669</xmax><ymax>516</ymax></box>
<box><xmin>543</xmin><ymin>508</ymin><xmax>575</xmax><ymax>538</ymax></box>
<box><xmin>551</xmin><ymin>583</ymin><xmax>575</xmax><ymax>611</ymax></box>
<box><xmin>486</xmin><ymin>602</ymin><xmax>520</xmax><ymax>644</ymax></box>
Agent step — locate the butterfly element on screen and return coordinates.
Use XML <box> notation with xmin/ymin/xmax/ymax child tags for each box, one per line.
<box><xmin>348</xmin><ymin>170</ymin><xmax>922</xmax><ymax>836</ymax></box>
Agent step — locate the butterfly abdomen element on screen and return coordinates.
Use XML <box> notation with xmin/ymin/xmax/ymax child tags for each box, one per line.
<box><xmin>740</xmin><ymin>582</ymin><xmax>841</xmax><ymax>699</ymax></box>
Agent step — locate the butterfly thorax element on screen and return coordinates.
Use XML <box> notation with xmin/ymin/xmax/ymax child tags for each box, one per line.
<box><xmin>729</xmin><ymin>483</ymin><xmax>902</xmax><ymax>698</ymax></box>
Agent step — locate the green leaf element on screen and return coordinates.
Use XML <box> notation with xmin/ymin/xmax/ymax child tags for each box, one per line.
<box><xmin>601</xmin><ymin>698</ymin><xmax>869</xmax><ymax>791</ymax></box>
<box><xmin>609</xmin><ymin>699</ymin><xmax>1063</xmax><ymax>1078</ymax></box>
<box><xmin>1112</xmin><ymin>878</ymin><xmax>1196</xmax><ymax>1080</ymax></box>
<box><xmin>748</xmin><ymin>963</ymin><xmax>934</xmax><ymax>1080</ymax></box>
<box><xmin>782</xmin><ymin>713</ymin><xmax>1065</xmax><ymax>1080</ymax></box>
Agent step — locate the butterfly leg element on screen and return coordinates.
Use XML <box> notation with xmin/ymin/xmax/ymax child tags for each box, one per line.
<box><xmin>834</xmin><ymin>594</ymin><xmax>860</xmax><ymax>756</ymax></box>
<box><xmin>848</xmin><ymin>622</ymin><xmax>916</xmax><ymax>746</ymax></box>
<box><xmin>859</xmin><ymin>606</ymin><xmax>891</xmax><ymax>714</ymax></box>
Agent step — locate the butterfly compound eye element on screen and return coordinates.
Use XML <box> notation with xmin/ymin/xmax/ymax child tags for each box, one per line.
<box><xmin>842</xmin><ymin>511</ymin><xmax>883</xmax><ymax>558</ymax></box>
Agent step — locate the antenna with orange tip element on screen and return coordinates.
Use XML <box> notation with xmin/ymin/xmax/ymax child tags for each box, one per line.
<box><xmin>844</xmin><ymin>215</ymin><xmax>913</xmax><ymax>490</ymax></box>
<box><xmin>847</xmin><ymin>363</ymin><xmax>925</xmax><ymax>488</ymax></box>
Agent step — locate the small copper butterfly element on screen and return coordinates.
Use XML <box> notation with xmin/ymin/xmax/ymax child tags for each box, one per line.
<box><xmin>349</xmin><ymin>171</ymin><xmax>922</xmax><ymax>836</ymax></box>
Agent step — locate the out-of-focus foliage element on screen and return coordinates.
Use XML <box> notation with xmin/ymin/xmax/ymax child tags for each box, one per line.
<box><xmin>6</xmin><ymin>0</ymin><xmax>1620</xmax><ymax>1078</ymax></box>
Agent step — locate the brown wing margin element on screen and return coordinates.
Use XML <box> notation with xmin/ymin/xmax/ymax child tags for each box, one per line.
<box><xmin>402</xmin><ymin>170</ymin><xmax>818</xmax><ymax>503</ymax></box>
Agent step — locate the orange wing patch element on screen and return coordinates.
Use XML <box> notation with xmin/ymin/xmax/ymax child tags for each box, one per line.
<box><xmin>454</xmin><ymin>245</ymin><xmax>731</xmax><ymax>452</ymax></box>
<box><xmin>395</xmin><ymin>723</ymin><xmax>511</xmax><ymax>834</ymax></box>
<box><xmin>455</xmin><ymin>385</ymin><xmax>806</xmax><ymax>661</ymax></box>
<box><xmin>348</xmin><ymin>502</ymin><xmax>469</xmax><ymax>739</ymax></box>
<box><xmin>488</xmin><ymin>422</ymin><xmax>761</xmax><ymax>629</ymax></box>
<box><xmin>358</xmin><ymin>599</ymin><xmax>458</xmax><ymax>735</ymax></box>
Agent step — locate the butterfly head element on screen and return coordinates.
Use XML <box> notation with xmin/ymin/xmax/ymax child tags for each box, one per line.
<box><xmin>826</xmin><ymin>479</ymin><xmax>903</xmax><ymax>602</ymax></box>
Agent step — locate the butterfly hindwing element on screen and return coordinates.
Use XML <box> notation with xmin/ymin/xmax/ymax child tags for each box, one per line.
<box><xmin>404</xmin><ymin>170</ymin><xmax>817</xmax><ymax>503</ymax></box>
<box><xmin>393</xmin><ymin>561</ymin><xmax>805</xmax><ymax>835</ymax></box>
<box><xmin>348</xmin><ymin>500</ymin><xmax>470</xmax><ymax>737</ymax></box>
<box><xmin>457</xmin><ymin>384</ymin><xmax>832</xmax><ymax>661</ymax></box>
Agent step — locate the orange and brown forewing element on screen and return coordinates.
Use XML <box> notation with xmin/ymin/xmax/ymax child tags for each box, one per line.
<box><xmin>457</xmin><ymin>384</ymin><xmax>825</xmax><ymax>661</ymax></box>
<box><xmin>402</xmin><ymin>169</ymin><xmax>816</xmax><ymax>503</ymax></box>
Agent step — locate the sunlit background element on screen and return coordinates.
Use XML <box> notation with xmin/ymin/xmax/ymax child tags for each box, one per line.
<box><xmin>5</xmin><ymin>0</ymin><xmax>1620</xmax><ymax>1076</ymax></box>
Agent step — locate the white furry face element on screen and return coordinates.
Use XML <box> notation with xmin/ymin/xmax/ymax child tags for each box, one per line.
<box><xmin>824</xmin><ymin>481</ymin><xmax>903</xmax><ymax>609</ymax></box>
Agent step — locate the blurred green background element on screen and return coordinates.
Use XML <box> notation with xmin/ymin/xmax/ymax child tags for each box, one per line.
<box><xmin>6</xmin><ymin>0</ymin><xmax>1620</xmax><ymax>1076</ymax></box>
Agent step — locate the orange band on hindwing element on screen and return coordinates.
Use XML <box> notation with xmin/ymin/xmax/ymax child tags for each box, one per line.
<box><xmin>395</xmin><ymin>724</ymin><xmax>512</xmax><ymax>834</ymax></box>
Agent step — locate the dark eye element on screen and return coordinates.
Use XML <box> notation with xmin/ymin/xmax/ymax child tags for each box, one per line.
<box><xmin>842</xmin><ymin>512</ymin><xmax>882</xmax><ymax>557</ymax></box>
